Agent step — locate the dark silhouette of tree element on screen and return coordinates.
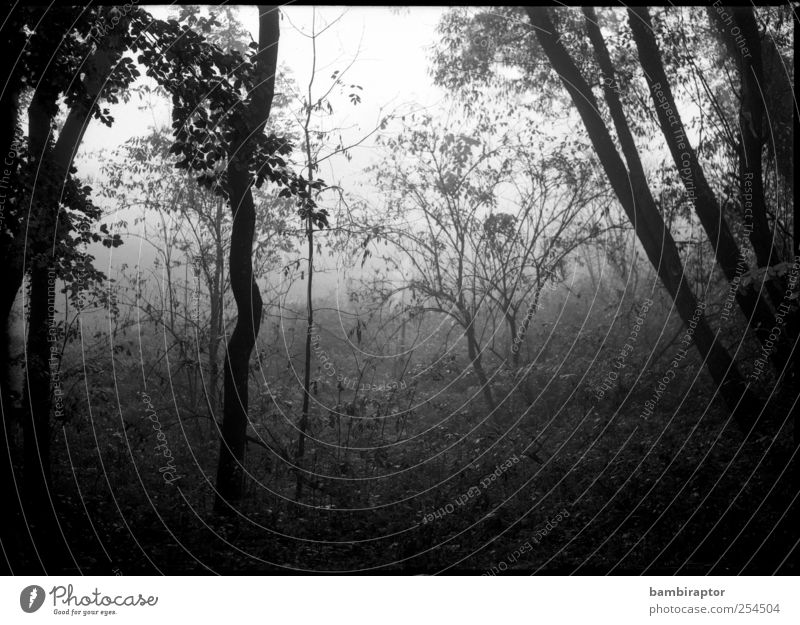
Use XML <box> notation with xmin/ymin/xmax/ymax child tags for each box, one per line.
<box><xmin>430</xmin><ymin>6</ymin><xmax>788</xmax><ymax>424</ymax></box>
<box><xmin>707</xmin><ymin>6</ymin><xmax>783</xmax><ymax>271</ymax></box>
<box><xmin>100</xmin><ymin>126</ymin><xmax>296</xmax><ymax>423</ymax></box>
<box><xmin>525</xmin><ymin>7</ymin><xmax>754</xmax><ymax>421</ymax></box>
<box><xmin>1</xmin><ymin>3</ymin><xmax>311</xmax><ymax>556</ymax></box>
<box><xmin>4</xmin><ymin>7</ymin><xmax>130</xmax><ymax>568</ymax></box>
<box><xmin>623</xmin><ymin>7</ymin><xmax>787</xmax><ymax>368</ymax></box>
<box><xmin>214</xmin><ymin>6</ymin><xmax>282</xmax><ymax>511</ymax></box>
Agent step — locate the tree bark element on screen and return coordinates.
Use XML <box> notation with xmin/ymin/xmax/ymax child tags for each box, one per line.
<box><xmin>624</xmin><ymin>7</ymin><xmax>787</xmax><ymax>371</ymax></box>
<box><xmin>22</xmin><ymin>265</ymin><xmax>53</xmax><ymax>499</ymax></box>
<box><xmin>708</xmin><ymin>6</ymin><xmax>783</xmax><ymax>270</ymax></box>
<box><xmin>510</xmin><ymin>286</ymin><xmax>542</xmax><ymax>369</ymax></box>
<box><xmin>527</xmin><ymin>7</ymin><xmax>754</xmax><ymax>422</ymax></box>
<box><xmin>214</xmin><ymin>6</ymin><xmax>279</xmax><ymax>511</ymax></box>
<box><xmin>22</xmin><ymin>89</ymin><xmax>57</xmax><ymax>499</ymax></box>
<box><xmin>1</xmin><ymin>19</ymin><xmax>50</xmax><ymax>569</ymax></box>
<box><xmin>295</xmin><ymin>213</ymin><xmax>313</xmax><ymax>499</ymax></box>
<box><xmin>15</xmin><ymin>38</ymin><xmax>124</xmax><ymax>569</ymax></box>
<box><xmin>207</xmin><ymin>201</ymin><xmax>224</xmax><ymax>418</ymax></box>
<box><xmin>505</xmin><ymin>310</ymin><xmax>518</xmax><ymax>366</ymax></box>
<box><xmin>464</xmin><ymin>310</ymin><xmax>496</xmax><ymax>412</ymax></box>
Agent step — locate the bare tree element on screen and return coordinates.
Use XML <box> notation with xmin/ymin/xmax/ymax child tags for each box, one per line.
<box><xmin>372</xmin><ymin>115</ymin><xmax>604</xmax><ymax>418</ymax></box>
<box><xmin>286</xmin><ymin>7</ymin><xmax>392</xmax><ymax>498</ymax></box>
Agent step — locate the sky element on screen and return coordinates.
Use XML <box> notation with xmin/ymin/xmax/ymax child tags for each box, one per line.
<box><xmin>66</xmin><ymin>5</ymin><xmax>682</xmax><ymax>311</ymax></box>
<box><xmin>79</xmin><ymin>6</ymin><xmax>449</xmax><ymax>180</ymax></box>
<box><xmin>73</xmin><ymin>6</ymin><xmax>452</xmax><ymax>307</ymax></box>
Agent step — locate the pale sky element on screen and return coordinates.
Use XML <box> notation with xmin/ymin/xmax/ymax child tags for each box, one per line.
<box><xmin>79</xmin><ymin>6</ymin><xmax>449</xmax><ymax>181</ymax></box>
<box><xmin>73</xmin><ymin>6</ymin><xmax>451</xmax><ymax>306</ymax></box>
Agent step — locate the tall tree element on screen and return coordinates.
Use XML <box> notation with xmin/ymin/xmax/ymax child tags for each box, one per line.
<box><xmin>214</xmin><ymin>6</ymin><xmax>281</xmax><ymax>511</ymax></box>
<box><xmin>707</xmin><ymin>6</ymin><xmax>784</xmax><ymax>270</ymax></box>
<box><xmin>15</xmin><ymin>9</ymin><xmax>133</xmax><ymax>569</ymax></box>
<box><xmin>623</xmin><ymin>6</ymin><xmax>789</xmax><ymax>370</ymax></box>
<box><xmin>1</xmin><ymin>7</ymin><xmax>135</xmax><ymax>570</ymax></box>
<box><xmin>1</xmin><ymin>3</ymin><xmax>298</xmax><ymax>559</ymax></box>
<box><xmin>288</xmin><ymin>8</ymin><xmax>375</xmax><ymax>499</ymax></box>
<box><xmin>23</xmin><ymin>15</ymin><xmax>128</xmax><ymax>519</ymax></box>
<box><xmin>525</xmin><ymin>7</ymin><xmax>754</xmax><ymax>420</ymax></box>
<box><xmin>100</xmin><ymin>126</ymin><xmax>296</xmax><ymax>420</ymax></box>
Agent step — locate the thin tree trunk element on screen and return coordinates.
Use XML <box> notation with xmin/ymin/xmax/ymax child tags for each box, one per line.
<box><xmin>760</xmin><ymin>29</ymin><xmax>794</xmax><ymax>190</ymax></box>
<box><xmin>214</xmin><ymin>7</ymin><xmax>279</xmax><ymax>511</ymax></box>
<box><xmin>207</xmin><ymin>273</ymin><xmax>220</xmax><ymax>416</ymax></box>
<box><xmin>623</xmin><ymin>7</ymin><xmax>787</xmax><ymax>371</ymax></box>
<box><xmin>296</xmin><ymin>214</ymin><xmax>313</xmax><ymax>499</ymax></box>
<box><xmin>23</xmin><ymin>265</ymin><xmax>52</xmax><ymax>501</ymax></box>
<box><xmin>527</xmin><ymin>7</ymin><xmax>754</xmax><ymax>422</ymax></box>
<box><xmin>295</xmin><ymin>9</ymin><xmax>320</xmax><ymax>500</ymax></box>
<box><xmin>206</xmin><ymin>198</ymin><xmax>224</xmax><ymax>418</ymax></box>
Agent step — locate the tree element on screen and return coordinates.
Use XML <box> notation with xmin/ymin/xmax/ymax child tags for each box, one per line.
<box><xmin>371</xmin><ymin>113</ymin><xmax>604</xmax><ymax>420</ymax></box>
<box><xmin>1</xmin><ymin>3</ymin><xmax>305</xmax><ymax>555</ymax></box>
<box><xmin>624</xmin><ymin>6</ymin><xmax>788</xmax><ymax>369</ymax></box>
<box><xmin>524</xmin><ymin>7</ymin><xmax>754</xmax><ymax>420</ymax></box>
<box><xmin>100</xmin><ymin>127</ymin><xmax>296</xmax><ymax>419</ymax></box>
<box><xmin>430</xmin><ymin>6</ymin><xmax>771</xmax><ymax>423</ymax></box>
<box><xmin>0</xmin><ymin>3</ymin><xmax>131</xmax><ymax>573</ymax></box>
<box><xmin>10</xmin><ymin>8</ymin><xmax>132</xmax><ymax>567</ymax></box>
<box><xmin>284</xmin><ymin>7</ymin><xmax>390</xmax><ymax>498</ymax></box>
<box><xmin>707</xmin><ymin>6</ymin><xmax>783</xmax><ymax>271</ymax></box>
<box><xmin>478</xmin><ymin>147</ymin><xmax>610</xmax><ymax>367</ymax></box>
<box><xmin>213</xmin><ymin>6</ymin><xmax>283</xmax><ymax>511</ymax></box>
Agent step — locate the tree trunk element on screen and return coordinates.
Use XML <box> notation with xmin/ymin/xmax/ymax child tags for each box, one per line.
<box><xmin>760</xmin><ymin>28</ymin><xmax>794</xmax><ymax>191</ymax></box>
<box><xmin>214</xmin><ymin>7</ymin><xmax>279</xmax><ymax>512</ymax></box>
<box><xmin>1</xmin><ymin>88</ymin><xmax>51</xmax><ymax>411</ymax></box>
<box><xmin>206</xmin><ymin>273</ymin><xmax>220</xmax><ymax>417</ymax></box>
<box><xmin>708</xmin><ymin>7</ymin><xmax>783</xmax><ymax>270</ymax></box>
<box><xmin>22</xmin><ymin>261</ymin><xmax>72</xmax><ymax>570</ymax></box>
<box><xmin>295</xmin><ymin>215</ymin><xmax>313</xmax><ymax>499</ymax></box>
<box><xmin>16</xmin><ymin>43</ymin><xmax>122</xmax><ymax>567</ymax></box>
<box><xmin>205</xmin><ymin>199</ymin><xmax>224</xmax><ymax>419</ymax></box>
<box><xmin>505</xmin><ymin>310</ymin><xmax>518</xmax><ymax>366</ymax></box>
<box><xmin>23</xmin><ymin>264</ymin><xmax>53</xmax><ymax>503</ymax></box>
<box><xmin>527</xmin><ymin>7</ymin><xmax>754</xmax><ymax>423</ymax></box>
<box><xmin>510</xmin><ymin>287</ymin><xmax>542</xmax><ymax>369</ymax></box>
<box><xmin>0</xmin><ymin>9</ymin><xmax>63</xmax><ymax>436</ymax></box>
<box><xmin>464</xmin><ymin>311</ymin><xmax>496</xmax><ymax>412</ymax></box>
<box><xmin>0</xmin><ymin>16</ymin><xmax>30</xmax><ymax>570</ymax></box>
<box><xmin>624</xmin><ymin>7</ymin><xmax>787</xmax><ymax>371</ymax></box>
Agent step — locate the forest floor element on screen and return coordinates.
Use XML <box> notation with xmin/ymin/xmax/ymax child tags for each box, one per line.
<box><xmin>29</xmin><ymin>369</ymin><xmax>799</xmax><ymax>575</ymax></box>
